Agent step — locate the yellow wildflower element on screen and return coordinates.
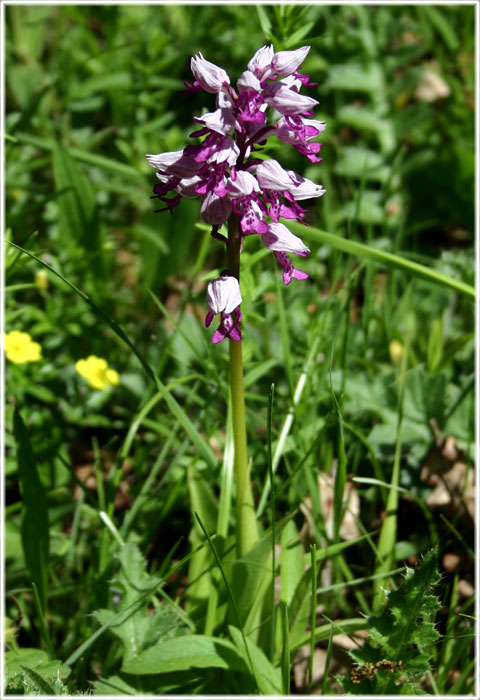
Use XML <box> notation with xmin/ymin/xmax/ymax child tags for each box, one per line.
<box><xmin>75</xmin><ymin>355</ymin><xmax>120</xmax><ymax>390</ymax></box>
<box><xmin>389</xmin><ymin>340</ymin><xmax>404</xmax><ymax>364</ymax></box>
<box><xmin>4</xmin><ymin>331</ymin><xmax>42</xmax><ymax>364</ymax></box>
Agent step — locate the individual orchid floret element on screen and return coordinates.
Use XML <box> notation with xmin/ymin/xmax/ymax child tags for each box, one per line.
<box><xmin>255</xmin><ymin>159</ymin><xmax>296</xmax><ymax>191</ymax></box>
<box><xmin>274</xmin><ymin>252</ymin><xmax>309</xmax><ymax>285</ymax></box>
<box><xmin>263</xmin><ymin>82</ymin><xmax>319</xmax><ymax>115</ymax></box>
<box><xmin>226</xmin><ymin>170</ymin><xmax>260</xmax><ymax>197</ymax></box>
<box><xmin>194</xmin><ymin>108</ymin><xmax>237</xmax><ymax>135</ymax></box>
<box><xmin>200</xmin><ymin>190</ymin><xmax>232</xmax><ymax>225</ymax></box>
<box><xmin>191</xmin><ymin>53</ymin><xmax>231</xmax><ymax>93</ymax></box>
<box><xmin>247</xmin><ymin>44</ymin><xmax>274</xmax><ymax>80</ymax></box>
<box><xmin>237</xmin><ymin>70</ymin><xmax>262</xmax><ymax>93</ymax></box>
<box><xmin>146</xmin><ymin>150</ymin><xmax>200</xmax><ymax>177</ymax></box>
<box><xmin>275</xmin><ymin>116</ymin><xmax>325</xmax><ymax>162</ymax></box>
<box><xmin>262</xmin><ymin>222</ymin><xmax>310</xmax><ymax>257</ymax></box>
<box><xmin>205</xmin><ymin>274</ymin><xmax>242</xmax><ymax>344</ymax></box>
<box><xmin>271</xmin><ymin>46</ymin><xmax>310</xmax><ymax>76</ymax></box>
<box><xmin>285</xmin><ymin>170</ymin><xmax>326</xmax><ymax>200</ymax></box>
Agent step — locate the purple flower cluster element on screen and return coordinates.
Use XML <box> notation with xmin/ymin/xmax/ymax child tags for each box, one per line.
<box><xmin>147</xmin><ymin>45</ymin><xmax>325</xmax><ymax>343</ymax></box>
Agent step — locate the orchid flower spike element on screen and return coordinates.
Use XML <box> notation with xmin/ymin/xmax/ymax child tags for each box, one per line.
<box><xmin>147</xmin><ymin>44</ymin><xmax>326</xmax><ymax>342</ymax></box>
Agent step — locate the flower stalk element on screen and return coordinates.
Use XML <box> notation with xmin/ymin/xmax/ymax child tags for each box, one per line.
<box><xmin>227</xmin><ymin>214</ymin><xmax>258</xmax><ymax>556</ymax></box>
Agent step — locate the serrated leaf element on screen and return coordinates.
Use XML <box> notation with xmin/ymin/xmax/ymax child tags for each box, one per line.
<box><xmin>338</xmin><ymin>550</ymin><xmax>441</xmax><ymax>693</ymax></box>
<box><xmin>6</xmin><ymin>648</ymin><xmax>71</xmax><ymax>694</ymax></box>
<box><xmin>93</xmin><ymin>543</ymin><xmax>187</xmax><ymax>664</ymax></box>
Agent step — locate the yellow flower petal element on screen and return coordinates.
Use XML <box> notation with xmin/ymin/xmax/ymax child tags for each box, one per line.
<box><xmin>75</xmin><ymin>355</ymin><xmax>119</xmax><ymax>390</ymax></box>
<box><xmin>4</xmin><ymin>331</ymin><xmax>42</xmax><ymax>364</ymax></box>
<box><xmin>106</xmin><ymin>369</ymin><xmax>120</xmax><ymax>386</ymax></box>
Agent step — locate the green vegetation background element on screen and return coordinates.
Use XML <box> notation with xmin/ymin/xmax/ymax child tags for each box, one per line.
<box><xmin>5</xmin><ymin>4</ymin><xmax>475</xmax><ymax>696</ymax></box>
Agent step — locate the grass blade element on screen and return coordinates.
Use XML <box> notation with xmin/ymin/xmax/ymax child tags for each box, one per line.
<box><xmin>31</xmin><ymin>582</ymin><xmax>54</xmax><ymax>661</ymax></box>
<box><xmin>308</xmin><ymin>543</ymin><xmax>317</xmax><ymax>694</ymax></box>
<box><xmin>320</xmin><ymin>626</ymin><xmax>334</xmax><ymax>695</ymax></box>
<box><xmin>14</xmin><ymin>409</ymin><xmax>49</xmax><ymax>613</ymax></box>
<box><xmin>280</xmin><ymin>603</ymin><xmax>290</xmax><ymax>695</ymax></box>
<box><xmin>288</xmin><ymin>221</ymin><xmax>475</xmax><ymax>300</ymax></box>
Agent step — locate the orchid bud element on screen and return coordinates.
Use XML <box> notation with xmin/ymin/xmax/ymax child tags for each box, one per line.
<box><xmin>191</xmin><ymin>53</ymin><xmax>230</xmax><ymax>93</ymax></box>
<box><xmin>271</xmin><ymin>46</ymin><xmax>310</xmax><ymax>76</ymax></box>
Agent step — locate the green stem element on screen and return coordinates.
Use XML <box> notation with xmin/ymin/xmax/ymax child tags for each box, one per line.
<box><xmin>227</xmin><ymin>215</ymin><xmax>259</xmax><ymax>557</ymax></box>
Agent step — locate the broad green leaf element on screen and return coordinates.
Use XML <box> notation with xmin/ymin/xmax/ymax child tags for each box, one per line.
<box><xmin>185</xmin><ymin>467</ymin><xmax>217</xmax><ymax>617</ymax></box>
<box><xmin>94</xmin><ymin>675</ymin><xmax>139</xmax><ymax>696</ymax></box>
<box><xmin>292</xmin><ymin>618</ymin><xmax>367</xmax><ymax>652</ymax></box>
<box><xmin>288</xmin><ymin>535</ymin><xmax>372</xmax><ymax>649</ymax></box>
<box><xmin>256</xmin><ymin>5</ymin><xmax>272</xmax><ymax>36</ymax></box>
<box><xmin>334</xmin><ymin>146</ymin><xmax>390</xmax><ymax>183</ymax></box>
<box><xmin>14</xmin><ymin>409</ymin><xmax>49</xmax><ymax>612</ymax></box>
<box><xmin>122</xmin><ymin>635</ymin><xmax>247</xmax><ymax>675</ymax></box>
<box><xmin>437</xmin><ymin>332</ymin><xmax>474</xmax><ymax>372</ymax></box>
<box><xmin>228</xmin><ymin>513</ymin><xmax>293</xmax><ymax>640</ymax></box>
<box><xmin>69</xmin><ymin>71</ymin><xmax>131</xmax><ymax>99</ymax></box>
<box><xmin>229</xmin><ymin>625</ymin><xmax>282</xmax><ymax>695</ymax></box>
<box><xmin>279</xmin><ymin>520</ymin><xmax>304</xmax><ymax>608</ymax></box>
<box><xmin>420</xmin><ymin>5</ymin><xmax>459</xmax><ymax>51</ymax></box>
<box><xmin>327</xmin><ymin>63</ymin><xmax>383</xmax><ymax>93</ymax></box>
<box><xmin>337</xmin><ymin>105</ymin><xmax>388</xmax><ymax>133</ymax></box>
<box><xmin>331</xmin><ymin>383</ymin><xmax>347</xmax><ymax>543</ymax></box>
<box><xmin>188</xmin><ymin>466</ymin><xmax>218</xmax><ymax>536</ymax></box>
<box><xmin>286</xmin><ymin>21</ymin><xmax>315</xmax><ymax>47</ymax></box>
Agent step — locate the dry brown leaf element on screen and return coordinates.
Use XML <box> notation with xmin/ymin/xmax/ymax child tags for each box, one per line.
<box><xmin>420</xmin><ymin>421</ymin><xmax>475</xmax><ymax>525</ymax></box>
<box><xmin>300</xmin><ymin>471</ymin><xmax>361</xmax><ymax>543</ymax></box>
